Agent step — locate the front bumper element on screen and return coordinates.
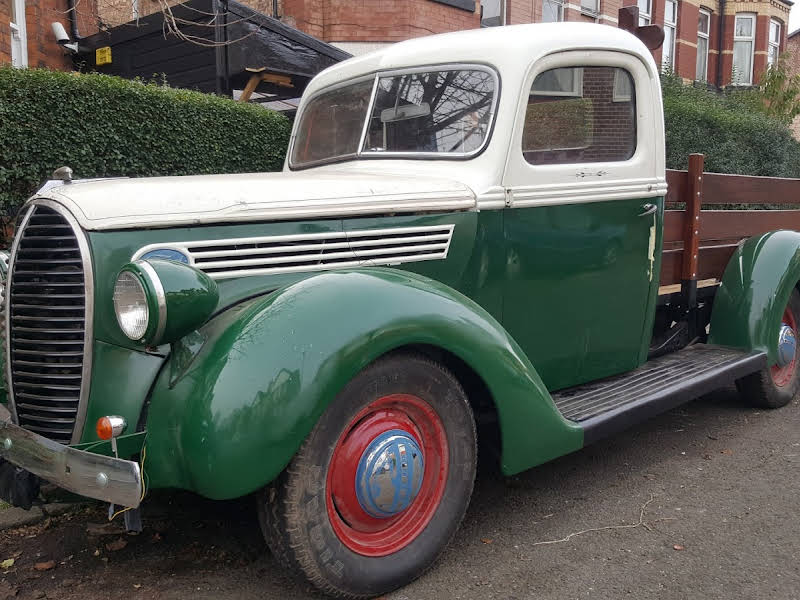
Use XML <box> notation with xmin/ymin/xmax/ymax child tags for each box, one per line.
<box><xmin>0</xmin><ymin>404</ymin><xmax>142</xmax><ymax>508</ymax></box>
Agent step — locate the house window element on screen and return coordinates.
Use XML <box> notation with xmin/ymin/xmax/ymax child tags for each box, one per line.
<box><xmin>481</xmin><ymin>0</ymin><xmax>505</xmax><ymax>27</ymax></box>
<box><xmin>10</xmin><ymin>0</ymin><xmax>27</xmax><ymax>68</ymax></box>
<box><xmin>580</xmin><ymin>0</ymin><xmax>599</xmax><ymax>16</ymax></box>
<box><xmin>523</xmin><ymin>66</ymin><xmax>636</xmax><ymax>165</ymax></box>
<box><xmin>542</xmin><ymin>0</ymin><xmax>564</xmax><ymax>22</ymax></box>
<box><xmin>531</xmin><ymin>67</ymin><xmax>583</xmax><ymax>96</ymax></box>
<box><xmin>768</xmin><ymin>19</ymin><xmax>781</xmax><ymax>68</ymax></box>
<box><xmin>613</xmin><ymin>70</ymin><xmax>633</xmax><ymax>102</ymax></box>
<box><xmin>662</xmin><ymin>0</ymin><xmax>678</xmax><ymax>71</ymax></box>
<box><xmin>637</xmin><ymin>0</ymin><xmax>651</xmax><ymax>26</ymax></box>
<box><xmin>696</xmin><ymin>8</ymin><xmax>710</xmax><ymax>82</ymax></box>
<box><xmin>732</xmin><ymin>13</ymin><xmax>756</xmax><ymax>85</ymax></box>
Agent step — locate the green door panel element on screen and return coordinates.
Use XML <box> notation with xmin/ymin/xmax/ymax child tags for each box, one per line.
<box><xmin>142</xmin><ymin>268</ymin><xmax>583</xmax><ymax>498</ymax></box>
<box><xmin>78</xmin><ymin>340</ymin><xmax>167</xmax><ymax>447</ymax></box>
<box><xmin>709</xmin><ymin>231</ymin><xmax>800</xmax><ymax>365</ymax></box>
<box><xmin>502</xmin><ymin>197</ymin><xmax>660</xmax><ymax>391</ymax></box>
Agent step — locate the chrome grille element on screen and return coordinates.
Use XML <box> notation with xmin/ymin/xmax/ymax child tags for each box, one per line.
<box><xmin>133</xmin><ymin>225</ymin><xmax>456</xmax><ymax>280</ymax></box>
<box><xmin>7</xmin><ymin>203</ymin><xmax>91</xmax><ymax>444</ymax></box>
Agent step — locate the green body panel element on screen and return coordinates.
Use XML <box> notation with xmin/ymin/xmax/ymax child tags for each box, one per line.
<box><xmin>709</xmin><ymin>231</ymin><xmax>800</xmax><ymax>363</ymax></box>
<box><xmin>87</xmin><ymin>212</ymin><xmax>482</xmax><ymax>350</ymax></box>
<box><xmin>142</xmin><ymin>268</ymin><xmax>582</xmax><ymax>498</ymax></box>
<box><xmin>502</xmin><ymin>197</ymin><xmax>663</xmax><ymax>390</ymax></box>
<box><xmin>79</xmin><ymin>340</ymin><xmax>166</xmax><ymax>447</ymax></box>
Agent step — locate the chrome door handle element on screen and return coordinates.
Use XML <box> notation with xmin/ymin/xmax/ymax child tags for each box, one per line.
<box><xmin>638</xmin><ymin>203</ymin><xmax>657</xmax><ymax>217</ymax></box>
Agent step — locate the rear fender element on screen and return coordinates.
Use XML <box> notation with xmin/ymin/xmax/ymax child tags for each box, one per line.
<box><xmin>143</xmin><ymin>268</ymin><xmax>582</xmax><ymax>499</ymax></box>
<box><xmin>709</xmin><ymin>231</ymin><xmax>800</xmax><ymax>363</ymax></box>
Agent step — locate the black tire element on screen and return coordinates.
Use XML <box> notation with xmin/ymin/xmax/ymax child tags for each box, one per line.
<box><xmin>736</xmin><ymin>288</ymin><xmax>800</xmax><ymax>408</ymax></box>
<box><xmin>257</xmin><ymin>352</ymin><xmax>477</xmax><ymax>599</ymax></box>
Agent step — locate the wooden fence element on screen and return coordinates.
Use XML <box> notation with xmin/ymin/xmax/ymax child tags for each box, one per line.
<box><xmin>662</xmin><ymin>153</ymin><xmax>800</xmax><ymax>287</ymax></box>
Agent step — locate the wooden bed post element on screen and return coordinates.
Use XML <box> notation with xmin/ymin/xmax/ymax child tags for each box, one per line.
<box><xmin>681</xmin><ymin>153</ymin><xmax>704</xmax><ymax>316</ymax></box>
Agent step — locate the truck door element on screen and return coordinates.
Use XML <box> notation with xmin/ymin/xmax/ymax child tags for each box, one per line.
<box><xmin>501</xmin><ymin>50</ymin><xmax>666</xmax><ymax>391</ymax></box>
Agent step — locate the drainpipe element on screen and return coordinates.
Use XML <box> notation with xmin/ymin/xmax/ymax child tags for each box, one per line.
<box><xmin>66</xmin><ymin>0</ymin><xmax>80</xmax><ymax>40</ymax></box>
<box><xmin>716</xmin><ymin>0</ymin><xmax>725</xmax><ymax>88</ymax></box>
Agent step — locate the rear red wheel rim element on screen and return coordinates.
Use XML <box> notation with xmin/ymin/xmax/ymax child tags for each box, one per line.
<box><xmin>771</xmin><ymin>306</ymin><xmax>797</xmax><ymax>387</ymax></box>
<box><xmin>325</xmin><ymin>393</ymin><xmax>448</xmax><ymax>557</ymax></box>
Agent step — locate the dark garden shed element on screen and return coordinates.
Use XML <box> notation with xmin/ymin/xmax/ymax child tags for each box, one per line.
<box><xmin>77</xmin><ymin>0</ymin><xmax>351</xmax><ymax>106</ymax></box>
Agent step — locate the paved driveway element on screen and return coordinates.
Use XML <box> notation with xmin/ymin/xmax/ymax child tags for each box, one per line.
<box><xmin>1</xmin><ymin>386</ymin><xmax>798</xmax><ymax>600</ymax></box>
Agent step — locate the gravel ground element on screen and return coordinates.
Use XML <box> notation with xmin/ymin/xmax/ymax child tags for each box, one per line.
<box><xmin>1</xmin><ymin>385</ymin><xmax>799</xmax><ymax>600</ymax></box>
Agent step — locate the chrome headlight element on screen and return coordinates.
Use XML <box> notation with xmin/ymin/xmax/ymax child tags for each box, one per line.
<box><xmin>113</xmin><ymin>259</ymin><xmax>217</xmax><ymax>346</ymax></box>
<box><xmin>113</xmin><ymin>270</ymin><xmax>150</xmax><ymax>340</ymax></box>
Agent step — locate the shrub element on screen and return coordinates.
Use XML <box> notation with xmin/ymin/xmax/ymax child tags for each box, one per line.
<box><xmin>661</xmin><ymin>72</ymin><xmax>800</xmax><ymax>178</ymax></box>
<box><xmin>0</xmin><ymin>67</ymin><xmax>291</xmax><ymax>225</ymax></box>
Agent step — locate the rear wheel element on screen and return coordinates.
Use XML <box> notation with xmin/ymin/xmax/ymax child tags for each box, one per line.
<box><xmin>736</xmin><ymin>288</ymin><xmax>800</xmax><ymax>408</ymax></box>
<box><xmin>258</xmin><ymin>353</ymin><xmax>477</xmax><ymax>599</ymax></box>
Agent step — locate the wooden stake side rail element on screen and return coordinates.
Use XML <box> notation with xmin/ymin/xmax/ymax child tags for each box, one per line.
<box><xmin>661</xmin><ymin>159</ymin><xmax>800</xmax><ymax>287</ymax></box>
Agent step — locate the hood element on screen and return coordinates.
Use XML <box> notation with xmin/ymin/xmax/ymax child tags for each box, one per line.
<box><xmin>35</xmin><ymin>170</ymin><xmax>476</xmax><ymax>231</ymax></box>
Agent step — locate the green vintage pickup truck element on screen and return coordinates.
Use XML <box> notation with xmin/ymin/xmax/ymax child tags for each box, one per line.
<box><xmin>1</xmin><ymin>21</ymin><xmax>798</xmax><ymax>598</ymax></box>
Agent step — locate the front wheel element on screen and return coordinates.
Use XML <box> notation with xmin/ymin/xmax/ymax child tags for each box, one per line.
<box><xmin>258</xmin><ymin>353</ymin><xmax>477</xmax><ymax>599</ymax></box>
<box><xmin>736</xmin><ymin>288</ymin><xmax>800</xmax><ymax>408</ymax></box>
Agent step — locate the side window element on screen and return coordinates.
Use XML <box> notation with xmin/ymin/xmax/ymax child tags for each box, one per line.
<box><xmin>522</xmin><ymin>66</ymin><xmax>637</xmax><ymax>166</ymax></box>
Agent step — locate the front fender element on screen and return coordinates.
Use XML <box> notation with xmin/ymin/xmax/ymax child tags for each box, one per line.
<box><xmin>143</xmin><ymin>268</ymin><xmax>582</xmax><ymax>499</ymax></box>
<box><xmin>709</xmin><ymin>231</ymin><xmax>800</xmax><ymax>364</ymax></box>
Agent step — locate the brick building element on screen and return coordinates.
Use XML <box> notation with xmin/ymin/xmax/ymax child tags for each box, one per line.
<box><xmin>5</xmin><ymin>0</ymin><xmax>791</xmax><ymax>89</ymax></box>
<box><xmin>265</xmin><ymin>0</ymin><xmax>792</xmax><ymax>87</ymax></box>
<box><xmin>1</xmin><ymin>0</ymin><xmax>96</xmax><ymax>69</ymax></box>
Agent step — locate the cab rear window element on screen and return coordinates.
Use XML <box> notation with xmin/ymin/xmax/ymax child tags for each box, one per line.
<box><xmin>522</xmin><ymin>66</ymin><xmax>636</xmax><ymax>165</ymax></box>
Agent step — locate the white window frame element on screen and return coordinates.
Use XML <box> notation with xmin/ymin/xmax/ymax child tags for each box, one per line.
<box><xmin>637</xmin><ymin>0</ymin><xmax>651</xmax><ymax>26</ymax></box>
<box><xmin>480</xmin><ymin>0</ymin><xmax>506</xmax><ymax>27</ymax></box>
<box><xmin>662</xmin><ymin>0</ymin><xmax>678</xmax><ymax>71</ymax></box>
<box><xmin>531</xmin><ymin>67</ymin><xmax>583</xmax><ymax>97</ymax></box>
<box><xmin>542</xmin><ymin>0</ymin><xmax>564</xmax><ymax>23</ymax></box>
<box><xmin>696</xmin><ymin>8</ymin><xmax>711</xmax><ymax>82</ymax></box>
<box><xmin>768</xmin><ymin>18</ymin><xmax>781</xmax><ymax>68</ymax></box>
<box><xmin>732</xmin><ymin>13</ymin><xmax>756</xmax><ymax>85</ymax></box>
<box><xmin>10</xmin><ymin>0</ymin><xmax>28</xmax><ymax>68</ymax></box>
<box><xmin>507</xmin><ymin>50</ymin><xmax>660</xmax><ymax>201</ymax></box>
<box><xmin>580</xmin><ymin>0</ymin><xmax>599</xmax><ymax>17</ymax></box>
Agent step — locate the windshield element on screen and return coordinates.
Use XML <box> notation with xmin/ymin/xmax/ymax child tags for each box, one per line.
<box><xmin>290</xmin><ymin>67</ymin><xmax>497</xmax><ymax>167</ymax></box>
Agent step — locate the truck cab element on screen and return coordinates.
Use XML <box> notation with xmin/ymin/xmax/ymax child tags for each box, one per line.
<box><xmin>1</xmin><ymin>22</ymin><xmax>798</xmax><ymax>599</ymax></box>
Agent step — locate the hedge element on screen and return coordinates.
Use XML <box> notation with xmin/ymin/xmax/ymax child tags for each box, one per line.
<box><xmin>662</xmin><ymin>74</ymin><xmax>800</xmax><ymax>178</ymax></box>
<box><xmin>0</xmin><ymin>67</ymin><xmax>291</xmax><ymax>223</ymax></box>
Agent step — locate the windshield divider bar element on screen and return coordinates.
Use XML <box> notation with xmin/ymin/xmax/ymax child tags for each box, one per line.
<box><xmin>357</xmin><ymin>74</ymin><xmax>380</xmax><ymax>156</ymax></box>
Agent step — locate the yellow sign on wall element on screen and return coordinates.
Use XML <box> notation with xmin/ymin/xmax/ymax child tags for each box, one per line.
<box><xmin>96</xmin><ymin>46</ymin><xmax>112</xmax><ymax>66</ymax></box>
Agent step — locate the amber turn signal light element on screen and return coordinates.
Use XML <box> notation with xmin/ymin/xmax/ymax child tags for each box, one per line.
<box><xmin>96</xmin><ymin>416</ymin><xmax>127</xmax><ymax>441</ymax></box>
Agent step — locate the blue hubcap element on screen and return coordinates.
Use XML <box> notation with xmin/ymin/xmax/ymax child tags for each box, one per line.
<box><xmin>778</xmin><ymin>324</ymin><xmax>797</xmax><ymax>367</ymax></box>
<box><xmin>355</xmin><ymin>429</ymin><xmax>424</xmax><ymax>518</ymax></box>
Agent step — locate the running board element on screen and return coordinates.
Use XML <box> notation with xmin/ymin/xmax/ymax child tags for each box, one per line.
<box><xmin>551</xmin><ymin>345</ymin><xmax>767</xmax><ymax>445</ymax></box>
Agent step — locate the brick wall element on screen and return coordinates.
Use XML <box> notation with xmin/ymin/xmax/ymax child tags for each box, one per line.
<box><xmin>0</xmin><ymin>1</ymin><xmax>10</xmax><ymax>63</ymax></box>
<box><xmin>286</xmin><ymin>0</ymin><xmax>480</xmax><ymax>42</ymax></box>
<box><xmin>96</xmin><ymin>0</ymin><xmax>478</xmax><ymax>42</ymax></box>
<box><xmin>99</xmin><ymin>0</ymin><xmax>283</xmax><ymax>28</ymax></box>
<box><xmin>0</xmin><ymin>0</ymin><xmax>97</xmax><ymax>69</ymax></box>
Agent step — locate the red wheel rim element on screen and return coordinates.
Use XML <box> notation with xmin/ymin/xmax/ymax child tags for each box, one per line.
<box><xmin>771</xmin><ymin>306</ymin><xmax>797</xmax><ymax>387</ymax></box>
<box><xmin>325</xmin><ymin>394</ymin><xmax>448</xmax><ymax>557</ymax></box>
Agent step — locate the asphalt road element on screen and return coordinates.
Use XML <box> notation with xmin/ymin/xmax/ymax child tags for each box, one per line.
<box><xmin>1</xmin><ymin>385</ymin><xmax>799</xmax><ymax>600</ymax></box>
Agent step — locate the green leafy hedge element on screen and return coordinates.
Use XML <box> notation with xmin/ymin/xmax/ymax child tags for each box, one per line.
<box><xmin>662</xmin><ymin>73</ymin><xmax>800</xmax><ymax>177</ymax></box>
<box><xmin>0</xmin><ymin>67</ymin><xmax>291</xmax><ymax>222</ymax></box>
